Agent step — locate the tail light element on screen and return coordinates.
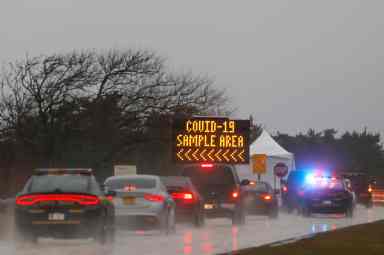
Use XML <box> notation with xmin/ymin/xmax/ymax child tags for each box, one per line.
<box><xmin>201</xmin><ymin>163</ymin><xmax>213</xmax><ymax>169</ymax></box>
<box><xmin>16</xmin><ymin>194</ymin><xmax>100</xmax><ymax>206</ymax></box>
<box><xmin>171</xmin><ymin>192</ymin><xmax>194</xmax><ymax>201</ymax></box>
<box><xmin>368</xmin><ymin>186</ymin><xmax>373</xmax><ymax>193</ymax></box>
<box><xmin>263</xmin><ymin>195</ymin><xmax>272</xmax><ymax>201</ymax></box>
<box><xmin>282</xmin><ymin>186</ymin><xmax>288</xmax><ymax>192</ymax></box>
<box><xmin>106</xmin><ymin>196</ymin><xmax>114</xmax><ymax>201</ymax></box>
<box><xmin>232</xmin><ymin>191</ymin><xmax>239</xmax><ymax>199</ymax></box>
<box><xmin>144</xmin><ymin>194</ymin><xmax>164</xmax><ymax>203</ymax></box>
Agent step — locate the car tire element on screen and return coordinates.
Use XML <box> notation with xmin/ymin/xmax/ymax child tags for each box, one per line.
<box><xmin>14</xmin><ymin>226</ymin><xmax>37</xmax><ymax>245</ymax></box>
<box><xmin>268</xmin><ymin>208</ymin><xmax>279</xmax><ymax>219</ymax></box>
<box><xmin>194</xmin><ymin>208</ymin><xmax>205</xmax><ymax>228</ymax></box>
<box><xmin>346</xmin><ymin>206</ymin><xmax>354</xmax><ymax>218</ymax></box>
<box><xmin>232</xmin><ymin>207</ymin><xmax>245</xmax><ymax>226</ymax></box>
<box><xmin>302</xmin><ymin>206</ymin><xmax>311</xmax><ymax>218</ymax></box>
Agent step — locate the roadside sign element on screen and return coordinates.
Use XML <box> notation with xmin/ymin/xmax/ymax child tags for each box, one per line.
<box><xmin>114</xmin><ymin>165</ymin><xmax>136</xmax><ymax>176</ymax></box>
<box><xmin>251</xmin><ymin>154</ymin><xmax>267</xmax><ymax>174</ymax></box>
<box><xmin>172</xmin><ymin>117</ymin><xmax>250</xmax><ymax>164</ymax></box>
<box><xmin>274</xmin><ymin>162</ymin><xmax>288</xmax><ymax>177</ymax></box>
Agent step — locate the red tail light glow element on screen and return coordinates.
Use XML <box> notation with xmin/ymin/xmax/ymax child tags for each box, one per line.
<box><xmin>144</xmin><ymin>194</ymin><xmax>164</xmax><ymax>203</ymax></box>
<box><xmin>171</xmin><ymin>192</ymin><xmax>194</xmax><ymax>202</ymax></box>
<box><xmin>232</xmin><ymin>191</ymin><xmax>239</xmax><ymax>199</ymax></box>
<box><xmin>201</xmin><ymin>164</ymin><xmax>213</xmax><ymax>168</ymax></box>
<box><xmin>282</xmin><ymin>186</ymin><xmax>288</xmax><ymax>192</ymax></box>
<box><xmin>368</xmin><ymin>186</ymin><xmax>373</xmax><ymax>193</ymax></box>
<box><xmin>263</xmin><ymin>195</ymin><xmax>272</xmax><ymax>201</ymax></box>
<box><xmin>106</xmin><ymin>196</ymin><xmax>114</xmax><ymax>201</ymax></box>
<box><xmin>16</xmin><ymin>194</ymin><xmax>100</xmax><ymax>206</ymax></box>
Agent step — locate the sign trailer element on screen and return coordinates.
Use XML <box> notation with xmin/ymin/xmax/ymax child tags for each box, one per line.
<box><xmin>173</xmin><ymin>117</ymin><xmax>250</xmax><ymax>164</ymax></box>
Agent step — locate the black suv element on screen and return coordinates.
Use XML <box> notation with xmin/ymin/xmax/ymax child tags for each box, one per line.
<box><xmin>180</xmin><ymin>163</ymin><xmax>249</xmax><ymax>225</ymax></box>
<box><xmin>14</xmin><ymin>168</ymin><xmax>115</xmax><ymax>244</ymax></box>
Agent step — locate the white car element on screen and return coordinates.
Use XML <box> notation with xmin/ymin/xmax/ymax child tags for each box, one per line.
<box><xmin>104</xmin><ymin>175</ymin><xmax>176</xmax><ymax>234</ymax></box>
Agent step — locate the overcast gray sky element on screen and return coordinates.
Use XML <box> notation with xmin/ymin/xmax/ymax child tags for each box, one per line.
<box><xmin>1</xmin><ymin>0</ymin><xmax>383</xmax><ymax>136</ymax></box>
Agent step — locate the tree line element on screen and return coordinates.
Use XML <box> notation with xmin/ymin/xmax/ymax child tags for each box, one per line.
<box><xmin>0</xmin><ymin>49</ymin><xmax>231</xmax><ymax>196</ymax></box>
<box><xmin>273</xmin><ymin>129</ymin><xmax>384</xmax><ymax>176</ymax></box>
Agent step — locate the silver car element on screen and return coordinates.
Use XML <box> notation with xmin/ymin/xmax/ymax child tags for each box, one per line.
<box><xmin>104</xmin><ymin>175</ymin><xmax>176</xmax><ymax>234</ymax></box>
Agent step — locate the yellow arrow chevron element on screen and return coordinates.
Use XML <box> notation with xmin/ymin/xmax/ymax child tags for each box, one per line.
<box><xmin>185</xmin><ymin>148</ymin><xmax>192</xmax><ymax>161</ymax></box>
<box><xmin>223</xmin><ymin>149</ymin><xmax>230</xmax><ymax>162</ymax></box>
<box><xmin>200</xmin><ymin>149</ymin><xmax>207</xmax><ymax>161</ymax></box>
<box><xmin>215</xmin><ymin>149</ymin><xmax>222</xmax><ymax>162</ymax></box>
<box><xmin>208</xmin><ymin>149</ymin><xmax>215</xmax><ymax>161</ymax></box>
<box><xmin>177</xmin><ymin>148</ymin><xmax>184</xmax><ymax>161</ymax></box>
<box><xmin>238</xmin><ymin>149</ymin><xmax>245</xmax><ymax>161</ymax></box>
<box><xmin>230</xmin><ymin>149</ymin><xmax>238</xmax><ymax>162</ymax></box>
<box><xmin>192</xmin><ymin>148</ymin><xmax>199</xmax><ymax>161</ymax></box>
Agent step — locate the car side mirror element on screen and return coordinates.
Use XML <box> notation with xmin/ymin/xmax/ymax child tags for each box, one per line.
<box><xmin>240</xmin><ymin>179</ymin><xmax>250</xmax><ymax>186</ymax></box>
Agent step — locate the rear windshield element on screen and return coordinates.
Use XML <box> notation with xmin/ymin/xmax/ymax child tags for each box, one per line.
<box><xmin>182</xmin><ymin>166</ymin><xmax>235</xmax><ymax>188</ymax></box>
<box><xmin>27</xmin><ymin>175</ymin><xmax>90</xmax><ymax>194</ymax></box>
<box><xmin>249</xmin><ymin>183</ymin><xmax>268</xmax><ymax>192</ymax></box>
<box><xmin>161</xmin><ymin>177</ymin><xmax>189</xmax><ymax>188</ymax></box>
<box><xmin>105</xmin><ymin>178</ymin><xmax>156</xmax><ymax>190</ymax></box>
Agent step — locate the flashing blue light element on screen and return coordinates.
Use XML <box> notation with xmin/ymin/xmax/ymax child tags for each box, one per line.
<box><xmin>305</xmin><ymin>173</ymin><xmax>316</xmax><ymax>185</ymax></box>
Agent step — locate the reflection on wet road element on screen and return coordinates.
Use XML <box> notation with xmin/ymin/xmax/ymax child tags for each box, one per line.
<box><xmin>1</xmin><ymin>205</ymin><xmax>383</xmax><ymax>255</ymax></box>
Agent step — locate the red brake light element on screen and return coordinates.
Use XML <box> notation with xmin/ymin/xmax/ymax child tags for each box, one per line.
<box><xmin>282</xmin><ymin>186</ymin><xmax>288</xmax><ymax>192</ymax></box>
<box><xmin>171</xmin><ymin>192</ymin><xmax>194</xmax><ymax>202</ymax></box>
<box><xmin>106</xmin><ymin>196</ymin><xmax>114</xmax><ymax>201</ymax></box>
<box><xmin>232</xmin><ymin>191</ymin><xmax>239</xmax><ymax>199</ymax></box>
<box><xmin>368</xmin><ymin>186</ymin><xmax>373</xmax><ymax>193</ymax></box>
<box><xmin>144</xmin><ymin>194</ymin><xmax>164</xmax><ymax>203</ymax></box>
<box><xmin>201</xmin><ymin>164</ymin><xmax>213</xmax><ymax>168</ymax></box>
<box><xmin>16</xmin><ymin>194</ymin><xmax>100</xmax><ymax>206</ymax></box>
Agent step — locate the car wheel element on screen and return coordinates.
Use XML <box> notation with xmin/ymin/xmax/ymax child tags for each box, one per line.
<box><xmin>232</xmin><ymin>207</ymin><xmax>245</xmax><ymax>226</ymax></box>
<box><xmin>14</xmin><ymin>226</ymin><xmax>37</xmax><ymax>245</ymax></box>
<box><xmin>346</xmin><ymin>206</ymin><xmax>354</xmax><ymax>218</ymax></box>
<box><xmin>194</xmin><ymin>207</ymin><xmax>205</xmax><ymax>228</ymax></box>
<box><xmin>302</xmin><ymin>206</ymin><xmax>311</xmax><ymax>218</ymax></box>
<box><xmin>269</xmin><ymin>208</ymin><xmax>279</xmax><ymax>219</ymax></box>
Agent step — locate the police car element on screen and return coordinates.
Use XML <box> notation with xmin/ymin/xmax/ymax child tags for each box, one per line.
<box><xmin>285</xmin><ymin>169</ymin><xmax>354</xmax><ymax>217</ymax></box>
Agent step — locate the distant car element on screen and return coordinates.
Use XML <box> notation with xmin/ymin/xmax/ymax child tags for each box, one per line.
<box><xmin>245</xmin><ymin>181</ymin><xmax>279</xmax><ymax>218</ymax></box>
<box><xmin>14</xmin><ymin>168</ymin><xmax>115</xmax><ymax>244</ymax></box>
<box><xmin>180</xmin><ymin>163</ymin><xmax>250</xmax><ymax>225</ymax></box>
<box><xmin>342</xmin><ymin>172</ymin><xmax>373</xmax><ymax>208</ymax></box>
<box><xmin>161</xmin><ymin>176</ymin><xmax>205</xmax><ymax>227</ymax></box>
<box><xmin>104</xmin><ymin>175</ymin><xmax>176</xmax><ymax>234</ymax></box>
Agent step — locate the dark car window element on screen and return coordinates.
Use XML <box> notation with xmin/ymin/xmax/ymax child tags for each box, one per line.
<box><xmin>249</xmin><ymin>183</ymin><xmax>268</xmax><ymax>192</ymax></box>
<box><xmin>161</xmin><ymin>177</ymin><xmax>190</xmax><ymax>188</ymax></box>
<box><xmin>181</xmin><ymin>165</ymin><xmax>236</xmax><ymax>188</ymax></box>
<box><xmin>27</xmin><ymin>175</ymin><xmax>90</xmax><ymax>194</ymax></box>
<box><xmin>105</xmin><ymin>178</ymin><xmax>156</xmax><ymax>190</ymax></box>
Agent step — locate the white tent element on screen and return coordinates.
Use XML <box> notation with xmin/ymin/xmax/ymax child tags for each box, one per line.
<box><xmin>236</xmin><ymin>130</ymin><xmax>295</xmax><ymax>187</ymax></box>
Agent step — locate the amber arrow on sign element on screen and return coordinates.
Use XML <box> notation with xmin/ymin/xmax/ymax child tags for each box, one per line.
<box><xmin>208</xmin><ymin>149</ymin><xmax>215</xmax><ymax>161</ymax></box>
<box><xmin>215</xmin><ymin>149</ymin><xmax>222</xmax><ymax>162</ymax></box>
<box><xmin>222</xmin><ymin>149</ymin><xmax>230</xmax><ymax>162</ymax></box>
<box><xmin>176</xmin><ymin>148</ymin><xmax>184</xmax><ymax>161</ymax></box>
<box><xmin>200</xmin><ymin>149</ymin><xmax>207</xmax><ymax>161</ymax></box>
<box><xmin>192</xmin><ymin>148</ymin><xmax>199</xmax><ymax>161</ymax></box>
<box><xmin>238</xmin><ymin>149</ymin><xmax>245</xmax><ymax>161</ymax></box>
<box><xmin>185</xmin><ymin>149</ymin><xmax>192</xmax><ymax>161</ymax></box>
<box><xmin>230</xmin><ymin>149</ymin><xmax>238</xmax><ymax>162</ymax></box>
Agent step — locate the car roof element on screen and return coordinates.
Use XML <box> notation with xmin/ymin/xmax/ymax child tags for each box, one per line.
<box><xmin>33</xmin><ymin>168</ymin><xmax>93</xmax><ymax>175</ymax></box>
<box><xmin>105</xmin><ymin>174</ymin><xmax>160</xmax><ymax>183</ymax></box>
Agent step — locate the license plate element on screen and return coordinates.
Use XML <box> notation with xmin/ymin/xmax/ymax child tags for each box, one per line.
<box><xmin>48</xmin><ymin>213</ymin><xmax>65</xmax><ymax>221</ymax></box>
<box><xmin>323</xmin><ymin>200</ymin><xmax>332</xmax><ymax>205</ymax></box>
<box><xmin>204</xmin><ymin>203</ymin><xmax>214</xmax><ymax>210</ymax></box>
<box><xmin>123</xmin><ymin>197</ymin><xmax>136</xmax><ymax>205</ymax></box>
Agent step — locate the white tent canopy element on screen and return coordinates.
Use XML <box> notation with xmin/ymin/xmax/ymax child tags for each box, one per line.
<box><xmin>250</xmin><ymin>130</ymin><xmax>293</xmax><ymax>159</ymax></box>
<box><xmin>236</xmin><ymin>130</ymin><xmax>295</xmax><ymax>186</ymax></box>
